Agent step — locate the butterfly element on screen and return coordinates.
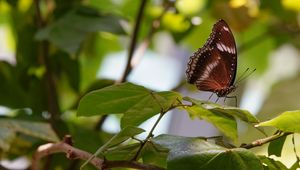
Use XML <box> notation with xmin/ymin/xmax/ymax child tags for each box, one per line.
<box><xmin>186</xmin><ymin>19</ymin><xmax>238</xmax><ymax>103</ymax></box>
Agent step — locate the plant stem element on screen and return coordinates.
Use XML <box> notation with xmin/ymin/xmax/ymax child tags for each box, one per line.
<box><xmin>241</xmin><ymin>132</ymin><xmax>292</xmax><ymax>149</ymax></box>
<box><xmin>119</xmin><ymin>0</ymin><xmax>148</xmax><ymax>83</ymax></box>
<box><xmin>34</xmin><ymin>0</ymin><xmax>60</xmax><ymax>124</ymax></box>
<box><xmin>34</xmin><ymin>1</ymin><xmax>61</xmax><ymax>169</ymax></box>
<box><xmin>132</xmin><ymin>112</ymin><xmax>165</xmax><ymax>161</ymax></box>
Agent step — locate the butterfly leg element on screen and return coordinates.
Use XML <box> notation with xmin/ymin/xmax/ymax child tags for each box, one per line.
<box><xmin>215</xmin><ymin>97</ymin><xmax>220</xmax><ymax>103</ymax></box>
<box><xmin>208</xmin><ymin>93</ymin><xmax>214</xmax><ymax>101</ymax></box>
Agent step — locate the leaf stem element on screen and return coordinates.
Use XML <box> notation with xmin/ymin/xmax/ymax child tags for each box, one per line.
<box><xmin>132</xmin><ymin>112</ymin><xmax>165</xmax><ymax>161</ymax></box>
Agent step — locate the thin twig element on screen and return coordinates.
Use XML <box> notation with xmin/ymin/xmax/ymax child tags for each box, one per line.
<box><xmin>132</xmin><ymin>112</ymin><xmax>165</xmax><ymax>161</ymax></box>
<box><xmin>31</xmin><ymin>135</ymin><xmax>164</xmax><ymax>170</ymax></box>
<box><xmin>241</xmin><ymin>132</ymin><xmax>292</xmax><ymax>149</ymax></box>
<box><xmin>119</xmin><ymin>0</ymin><xmax>148</xmax><ymax>83</ymax></box>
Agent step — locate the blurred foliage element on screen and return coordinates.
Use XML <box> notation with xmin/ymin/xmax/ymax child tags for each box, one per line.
<box><xmin>0</xmin><ymin>0</ymin><xmax>300</xmax><ymax>169</ymax></box>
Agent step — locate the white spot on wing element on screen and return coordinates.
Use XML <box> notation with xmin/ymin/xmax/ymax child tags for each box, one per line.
<box><xmin>217</xmin><ymin>43</ymin><xmax>224</xmax><ymax>51</ymax></box>
<box><xmin>200</xmin><ymin>60</ymin><xmax>219</xmax><ymax>80</ymax></box>
<box><xmin>223</xmin><ymin>26</ymin><xmax>229</xmax><ymax>32</ymax></box>
<box><xmin>217</xmin><ymin>42</ymin><xmax>235</xmax><ymax>54</ymax></box>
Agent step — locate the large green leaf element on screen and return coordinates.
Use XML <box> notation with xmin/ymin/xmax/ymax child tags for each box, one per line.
<box><xmin>0</xmin><ymin>119</ymin><xmax>59</xmax><ymax>150</ymax></box>
<box><xmin>142</xmin><ymin>142</ymin><xmax>168</xmax><ymax>168</ymax></box>
<box><xmin>78</xmin><ymin>82</ymin><xmax>182</xmax><ymax>127</ymax></box>
<box><xmin>78</xmin><ymin>82</ymin><xmax>151</xmax><ymax>116</ymax></box>
<box><xmin>257</xmin><ymin>110</ymin><xmax>300</xmax><ymax>133</ymax></box>
<box><xmin>104</xmin><ymin>143</ymin><xmax>140</xmax><ymax>160</ymax></box>
<box><xmin>152</xmin><ymin>135</ymin><xmax>263</xmax><ymax>170</ymax></box>
<box><xmin>35</xmin><ymin>6</ymin><xmax>125</xmax><ymax>54</ymax></box>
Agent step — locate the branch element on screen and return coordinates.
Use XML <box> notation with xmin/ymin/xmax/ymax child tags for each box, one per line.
<box><xmin>31</xmin><ymin>135</ymin><xmax>165</xmax><ymax>170</ymax></box>
<box><xmin>241</xmin><ymin>132</ymin><xmax>292</xmax><ymax>149</ymax></box>
<box><xmin>34</xmin><ymin>0</ymin><xmax>60</xmax><ymax>123</ymax></box>
<box><xmin>119</xmin><ymin>0</ymin><xmax>148</xmax><ymax>83</ymax></box>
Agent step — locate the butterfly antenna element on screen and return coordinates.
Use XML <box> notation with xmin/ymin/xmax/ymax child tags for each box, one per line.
<box><xmin>235</xmin><ymin>68</ymin><xmax>256</xmax><ymax>85</ymax></box>
<box><xmin>236</xmin><ymin>68</ymin><xmax>249</xmax><ymax>82</ymax></box>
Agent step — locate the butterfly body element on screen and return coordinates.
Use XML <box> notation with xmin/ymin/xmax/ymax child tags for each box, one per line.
<box><xmin>186</xmin><ymin>19</ymin><xmax>237</xmax><ymax>98</ymax></box>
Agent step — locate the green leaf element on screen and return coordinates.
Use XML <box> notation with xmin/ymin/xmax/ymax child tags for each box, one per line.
<box><xmin>0</xmin><ymin>119</ymin><xmax>59</xmax><ymax>150</ymax></box>
<box><xmin>78</xmin><ymin>82</ymin><xmax>151</xmax><ymax>116</ymax></box>
<box><xmin>258</xmin><ymin>155</ymin><xmax>288</xmax><ymax>170</ymax></box>
<box><xmin>184</xmin><ymin>97</ymin><xmax>259</xmax><ymax>123</ymax></box>
<box><xmin>152</xmin><ymin>135</ymin><xmax>263</xmax><ymax>170</ymax></box>
<box><xmin>257</xmin><ymin>110</ymin><xmax>300</xmax><ymax>133</ymax></box>
<box><xmin>104</xmin><ymin>143</ymin><xmax>140</xmax><ymax>160</ymax></box>
<box><xmin>142</xmin><ymin>142</ymin><xmax>168</xmax><ymax>168</ymax></box>
<box><xmin>78</xmin><ymin>82</ymin><xmax>182</xmax><ymax>127</ymax></box>
<box><xmin>184</xmin><ymin>97</ymin><xmax>238</xmax><ymax>141</ymax></box>
<box><xmin>268</xmin><ymin>135</ymin><xmax>287</xmax><ymax>157</ymax></box>
<box><xmin>35</xmin><ymin>6</ymin><xmax>125</xmax><ymax>54</ymax></box>
<box><xmin>121</xmin><ymin>91</ymin><xmax>182</xmax><ymax>128</ymax></box>
<box><xmin>107</xmin><ymin>126</ymin><xmax>145</xmax><ymax>147</ymax></box>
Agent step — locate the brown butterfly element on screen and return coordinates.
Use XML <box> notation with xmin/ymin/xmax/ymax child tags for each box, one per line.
<box><xmin>186</xmin><ymin>19</ymin><xmax>238</xmax><ymax>103</ymax></box>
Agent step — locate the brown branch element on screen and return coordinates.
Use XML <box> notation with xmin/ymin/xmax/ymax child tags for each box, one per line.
<box><xmin>241</xmin><ymin>132</ymin><xmax>292</xmax><ymax>149</ymax></box>
<box><xmin>31</xmin><ymin>135</ymin><xmax>165</xmax><ymax>170</ymax></box>
<box><xmin>119</xmin><ymin>0</ymin><xmax>148</xmax><ymax>83</ymax></box>
<box><xmin>34</xmin><ymin>0</ymin><xmax>60</xmax><ymax>123</ymax></box>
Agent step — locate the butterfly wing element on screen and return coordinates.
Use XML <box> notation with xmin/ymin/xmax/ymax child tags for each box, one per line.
<box><xmin>186</xmin><ymin>19</ymin><xmax>237</xmax><ymax>92</ymax></box>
